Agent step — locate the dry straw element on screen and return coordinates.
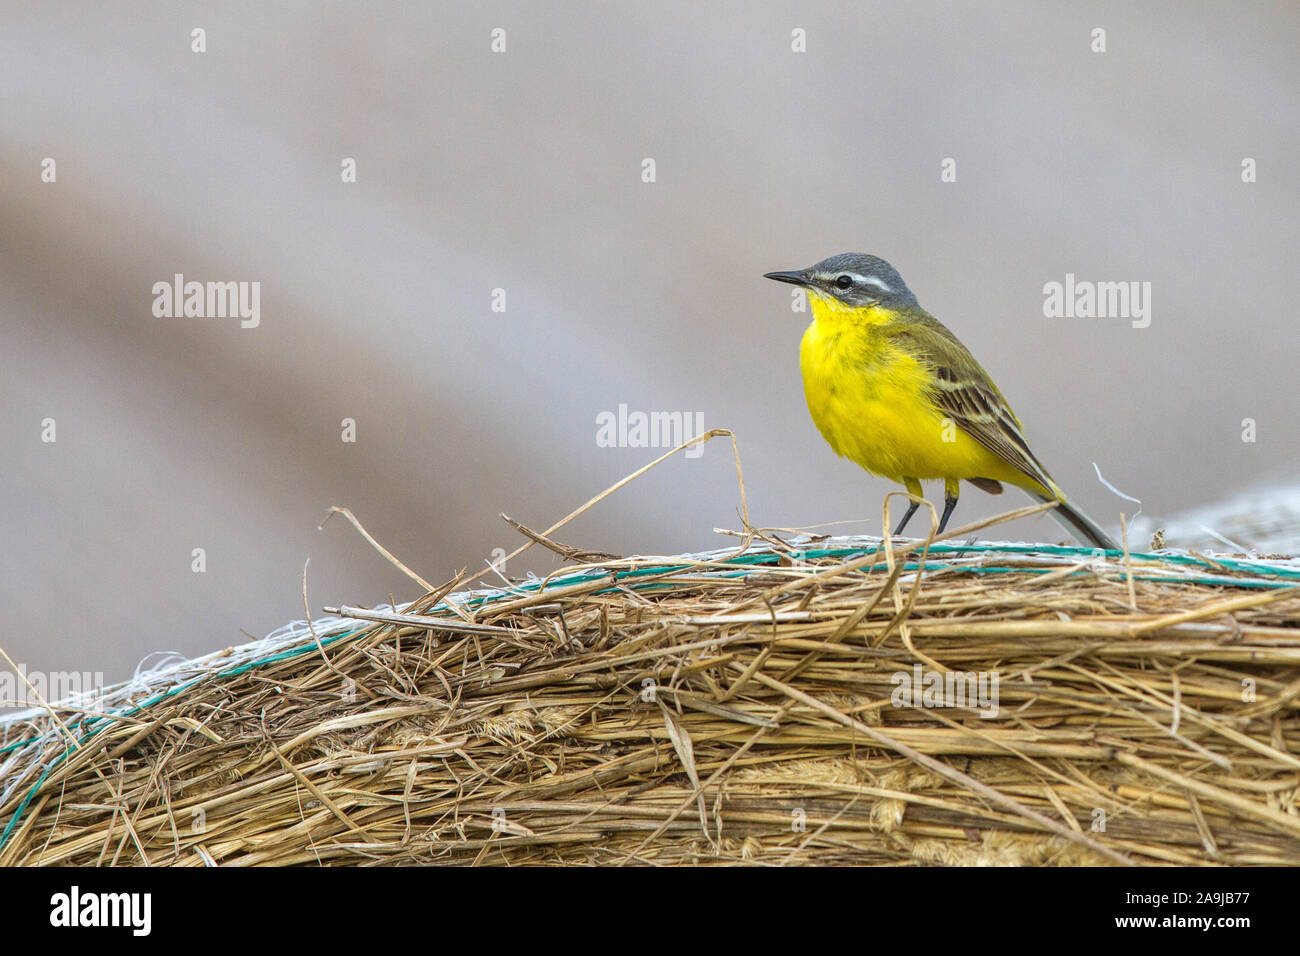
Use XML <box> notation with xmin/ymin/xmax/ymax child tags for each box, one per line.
<box><xmin>2</xmin><ymin>432</ymin><xmax>1298</xmax><ymax>865</ymax></box>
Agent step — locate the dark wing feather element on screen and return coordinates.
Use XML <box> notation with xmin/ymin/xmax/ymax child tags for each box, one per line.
<box><xmin>889</xmin><ymin>312</ymin><xmax>1059</xmax><ymax>496</ymax></box>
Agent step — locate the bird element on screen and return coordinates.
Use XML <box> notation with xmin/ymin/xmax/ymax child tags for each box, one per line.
<box><xmin>764</xmin><ymin>253</ymin><xmax>1118</xmax><ymax>549</ymax></box>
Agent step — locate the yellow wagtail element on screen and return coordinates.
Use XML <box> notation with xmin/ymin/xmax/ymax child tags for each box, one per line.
<box><xmin>765</xmin><ymin>253</ymin><xmax>1118</xmax><ymax>549</ymax></box>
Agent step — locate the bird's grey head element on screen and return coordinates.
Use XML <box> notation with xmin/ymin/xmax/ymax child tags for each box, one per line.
<box><xmin>764</xmin><ymin>253</ymin><xmax>917</xmax><ymax>308</ymax></box>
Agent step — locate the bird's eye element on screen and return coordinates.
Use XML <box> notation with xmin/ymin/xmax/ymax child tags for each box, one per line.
<box><xmin>835</xmin><ymin>274</ymin><xmax>854</xmax><ymax>290</ymax></box>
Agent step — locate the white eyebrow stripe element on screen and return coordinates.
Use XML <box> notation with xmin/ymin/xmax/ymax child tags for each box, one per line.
<box><xmin>853</xmin><ymin>274</ymin><xmax>892</xmax><ymax>293</ymax></box>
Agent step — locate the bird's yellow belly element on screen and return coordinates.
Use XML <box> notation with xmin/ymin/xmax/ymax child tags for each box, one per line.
<box><xmin>800</xmin><ymin>321</ymin><xmax>1016</xmax><ymax>484</ymax></box>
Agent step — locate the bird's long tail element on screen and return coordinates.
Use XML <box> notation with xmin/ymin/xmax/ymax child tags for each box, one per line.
<box><xmin>1030</xmin><ymin>492</ymin><xmax>1119</xmax><ymax>550</ymax></box>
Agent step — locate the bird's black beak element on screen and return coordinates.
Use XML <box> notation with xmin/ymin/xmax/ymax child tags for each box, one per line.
<box><xmin>763</xmin><ymin>270</ymin><xmax>807</xmax><ymax>287</ymax></box>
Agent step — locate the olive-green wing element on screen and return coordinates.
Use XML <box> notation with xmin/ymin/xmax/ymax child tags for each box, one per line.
<box><xmin>888</xmin><ymin>312</ymin><xmax>1059</xmax><ymax>496</ymax></box>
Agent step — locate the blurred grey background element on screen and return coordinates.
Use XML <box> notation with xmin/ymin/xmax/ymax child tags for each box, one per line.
<box><xmin>2</xmin><ymin>2</ymin><xmax>1296</xmax><ymax>690</ymax></box>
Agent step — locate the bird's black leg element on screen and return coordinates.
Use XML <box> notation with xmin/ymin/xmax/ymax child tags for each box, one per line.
<box><xmin>937</xmin><ymin>492</ymin><xmax>959</xmax><ymax>534</ymax></box>
<box><xmin>893</xmin><ymin>501</ymin><xmax>920</xmax><ymax>537</ymax></box>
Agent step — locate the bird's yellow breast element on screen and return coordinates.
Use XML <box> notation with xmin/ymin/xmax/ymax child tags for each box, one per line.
<box><xmin>799</xmin><ymin>296</ymin><xmax>1019</xmax><ymax>484</ymax></box>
